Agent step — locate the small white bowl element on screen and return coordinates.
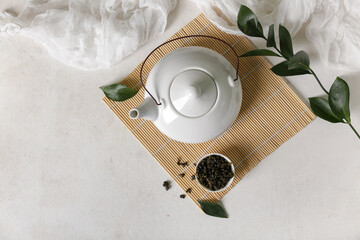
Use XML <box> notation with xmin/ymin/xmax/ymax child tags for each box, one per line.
<box><xmin>195</xmin><ymin>153</ymin><xmax>235</xmax><ymax>192</ymax></box>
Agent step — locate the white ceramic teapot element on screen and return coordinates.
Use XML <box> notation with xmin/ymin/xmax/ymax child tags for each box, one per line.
<box><xmin>129</xmin><ymin>35</ymin><xmax>242</xmax><ymax>143</ymax></box>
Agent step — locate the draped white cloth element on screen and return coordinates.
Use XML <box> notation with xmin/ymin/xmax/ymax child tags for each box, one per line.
<box><xmin>0</xmin><ymin>0</ymin><xmax>177</xmax><ymax>69</ymax></box>
<box><xmin>191</xmin><ymin>0</ymin><xmax>360</xmax><ymax>70</ymax></box>
<box><xmin>1</xmin><ymin>0</ymin><xmax>360</xmax><ymax>70</ymax></box>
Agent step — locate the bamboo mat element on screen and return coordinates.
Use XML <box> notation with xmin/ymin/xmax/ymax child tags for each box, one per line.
<box><xmin>102</xmin><ymin>14</ymin><xmax>316</xmax><ymax>208</ymax></box>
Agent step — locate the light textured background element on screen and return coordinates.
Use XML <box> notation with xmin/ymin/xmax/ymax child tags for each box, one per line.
<box><xmin>1</xmin><ymin>1</ymin><xmax>360</xmax><ymax>239</ymax></box>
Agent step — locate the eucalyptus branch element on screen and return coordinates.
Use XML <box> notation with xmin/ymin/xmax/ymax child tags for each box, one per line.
<box><xmin>237</xmin><ymin>5</ymin><xmax>360</xmax><ymax>140</ymax></box>
<box><xmin>305</xmin><ymin>66</ymin><xmax>329</xmax><ymax>95</ymax></box>
<box><xmin>271</xmin><ymin>44</ymin><xmax>286</xmax><ymax>59</ymax></box>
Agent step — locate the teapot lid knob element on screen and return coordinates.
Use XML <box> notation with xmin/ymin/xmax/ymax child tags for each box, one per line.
<box><xmin>170</xmin><ymin>69</ymin><xmax>217</xmax><ymax>118</ymax></box>
<box><xmin>186</xmin><ymin>85</ymin><xmax>201</xmax><ymax>98</ymax></box>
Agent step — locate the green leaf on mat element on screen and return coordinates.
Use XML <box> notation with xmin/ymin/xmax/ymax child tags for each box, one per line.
<box><xmin>267</xmin><ymin>24</ymin><xmax>276</xmax><ymax>48</ymax></box>
<box><xmin>100</xmin><ymin>83</ymin><xmax>138</xmax><ymax>101</ymax></box>
<box><xmin>279</xmin><ymin>24</ymin><xmax>294</xmax><ymax>59</ymax></box>
<box><xmin>329</xmin><ymin>77</ymin><xmax>351</xmax><ymax>122</ymax></box>
<box><xmin>309</xmin><ymin>97</ymin><xmax>343</xmax><ymax>123</ymax></box>
<box><xmin>237</xmin><ymin>5</ymin><xmax>264</xmax><ymax>38</ymax></box>
<box><xmin>240</xmin><ymin>49</ymin><xmax>281</xmax><ymax>57</ymax></box>
<box><xmin>198</xmin><ymin>201</ymin><xmax>228</xmax><ymax>218</ymax></box>
<box><xmin>271</xmin><ymin>60</ymin><xmax>310</xmax><ymax>76</ymax></box>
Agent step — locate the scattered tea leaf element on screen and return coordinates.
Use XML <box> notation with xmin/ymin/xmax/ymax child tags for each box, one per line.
<box><xmin>179</xmin><ymin>173</ymin><xmax>185</xmax><ymax>178</ymax></box>
<box><xmin>177</xmin><ymin>158</ymin><xmax>188</xmax><ymax>167</ymax></box>
<box><xmin>186</xmin><ymin>188</ymin><xmax>192</xmax><ymax>194</ymax></box>
<box><xmin>162</xmin><ymin>181</ymin><xmax>170</xmax><ymax>191</ymax></box>
<box><xmin>100</xmin><ymin>83</ymin><xmax>137</xmax><ymax>101</ymax></box>
<box><xmin>198</xmin><ymin>201</ymin><xmax>228</xmax><ymax>218</ymax></box>
<box><xmin>329</xmin><ymin>77</ymin><xmax>351</xmax><ymax>122</ymax></box>
<box><xmin>191</xmin><ymin>175</ymin><xmax>196</xmax><ymax>180</ymax></box>
<box><xmin>180</xmin><ymin>194</ymin><xmax>186</xmax><ymax>199</ymax></box>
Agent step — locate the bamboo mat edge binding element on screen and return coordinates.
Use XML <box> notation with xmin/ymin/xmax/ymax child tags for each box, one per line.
<box><xmin>102</xmin><ymin>14</ymin><xmax>316</xmax><ymax>208</ymax></box>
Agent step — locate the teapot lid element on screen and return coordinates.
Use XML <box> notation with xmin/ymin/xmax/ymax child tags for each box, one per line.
<box><xmin>170</xmin><ymin>69</ymin><xmax>217</xmax><ymax>118</ymax></box>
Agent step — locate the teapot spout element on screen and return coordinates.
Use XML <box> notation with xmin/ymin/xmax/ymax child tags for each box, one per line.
<box><xmin>129</xmin><ymin>98</ymin><xmax>159</xmax><ymax>121</ymax></box>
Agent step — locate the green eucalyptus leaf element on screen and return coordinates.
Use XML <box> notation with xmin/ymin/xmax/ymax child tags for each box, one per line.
<box><xmin>288</xmin><ymin>51</ymin><xmax>310</xmax><ymax>72</ymax></box>
<box><xmin>329</xmin><ymin>77</ymin><xmax>351</xmax><ymax>122</ymax></box>
<box><xmin>237</xmin><ymin>5</ymin><xmax>258</xmax><ymax>32</ymax></box>
<box><xmin>267</xmin><ymin>24</ymin><xmax>276</xmax><ymax>48</ymax></box>
<box><xmin>271</xmin><ymin>60</ymin><xmax>310</xmax><ymax>76</ymax></box>
<box><xmin>240</xmin><ymin>49</ymin><xmax>281</xmax><ymax>57</ymax></box>
<box><xmin>243</xmin><ymin>19</ymin><xmax>258</xmax><ymax>36</ymax></box>
<box><xmin>309</xmin><ymin>97</ymin><xmax>343</xmax><ymax>123</ymax></box>
<box><xmin>237</xmin><ymin>5</ymin><xmax>264</xmax><ymax>38</ymax></box>
<box><xmin>279</xmin><ymin>24</ymin><xmax>294</xmax><ymax>59</ymax></box>
<box><xmin>198</xmin><ymin>201</ymin><xmax>228</xmax><ymax>218</ymax></box>
<box><xmin>243</xmin><ymin>18</ymin><xmax>264</xmax><ymax>38</ymax></box>
<box><xmin>100</xmin><ymin>83</ymin><xmax>138</xmax><ymax>101</ymax></box>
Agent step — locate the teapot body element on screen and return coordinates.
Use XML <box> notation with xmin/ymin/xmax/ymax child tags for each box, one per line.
<box><xmin>130</xmin><ymin>46</ymin><xmax>242</xmax><ymax>143</ymax></box>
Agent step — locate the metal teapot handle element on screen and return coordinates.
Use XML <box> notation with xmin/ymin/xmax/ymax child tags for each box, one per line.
<box><xmin>139</xmin><ymin>35</ymin><xmax>240</xmax><ymax>106</ymax></box>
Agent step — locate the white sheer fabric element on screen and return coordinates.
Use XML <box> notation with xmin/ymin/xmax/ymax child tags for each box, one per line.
<box><xmin>0</xmin><ymin>0</ymin><xmax>177</xmax><ymax>69</ymax></box>
<box><xmin>1</xmin><ymin>0</ymin><xmax>359</xmax><ymax>70</ymax></box>
<box><xmin>191</xmin><ymin>0</ymin><xmax>360</xmax><ymax>70</ymax></box>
